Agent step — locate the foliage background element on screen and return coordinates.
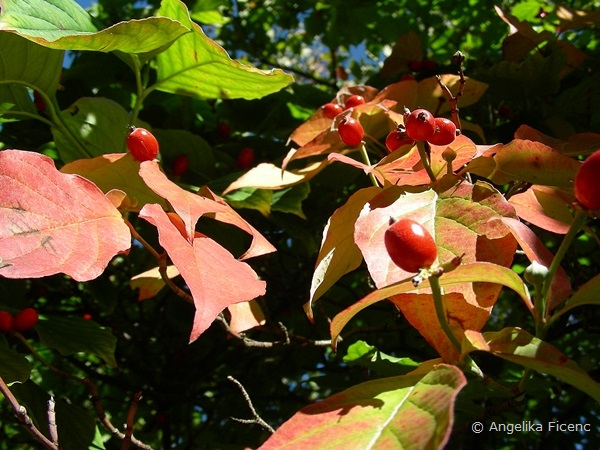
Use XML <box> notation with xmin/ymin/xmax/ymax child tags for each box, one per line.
<box><xmin>1</xmin><ymin>0</ymin><xmax>599</xmax><ymax>448</ymax></box>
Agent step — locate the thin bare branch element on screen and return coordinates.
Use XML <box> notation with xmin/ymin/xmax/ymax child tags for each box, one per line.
<box><xmin>227</xmin><ymin>376</ymin><xmax>275</xmax><ymax>434</ymax></box>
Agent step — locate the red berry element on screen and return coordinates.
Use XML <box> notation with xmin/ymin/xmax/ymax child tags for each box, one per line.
<box><xmin>384</xmin><ymin>218</ymin><xmax>437</xmax><ymax>273</ymax></box>
<box><xmin>404</xmin><ymin>108</ymin><xmax>436</xmax><ymax>141</ymax></box>
<box><xmin>338</xmin><ymin>117</ymin><xmax>364</xmax><ymax>147</ymax></box>
<box><xmin>422</xmin><ymin>59</ymin><xmax>438</xmax><ymax>71</ymax></box>
<box><xmin>237</xmin><ymin>147</ymin><xmax>255</xmax><ymax>169</ymax></box>
<box><xmin>217</xmin><ymin>122</ymin><xmax>232</xmax><ymax>139</ymax></box>
<box><xmin>0</xmin><ymin>311</ymin><xmax>13</xmax><ymax>333</ymax></box>
<box><xmin>574</xmin><ymin>150</ymin><xmax>600</xmax><ymax>210</ymax></box>
<box><xmin>126</xmin><ymin>127</ymin><xmax>159</xmax><ymax>162</ymax></box>
<box><xmin>322</xmin><ymin>103</ymin><xmax>343</xmax><ymax>120</ymax></box>
<box><xmin>400</xmin><ymin>74</ymin><xmax>415</xmax><ymax>81</ymax></box>
<box><xmin>172</xmin><ymin>155</ymin><xmax>189</xmax><ymax>176</ymax></box>
<box><xmin>385</xmin><ymin>127</ymin><xmax>414</xmax><ymax>153</ymax></box>
<box><xmin>336</xmin><ymin>66</ymin><xmax>348</xmax><ymax>80</ymax></box>
<box><xmin>344</xmin><ymin>95</ymin><xmax>365</xmax><ymax>109</ymax></box>
<box><xmin>33</xmin><ymin>91</ymin><xmax>46</xmax><ymax>112</ymax></box>
<box><xmin>82</xmin><ymin>313</ymin><xmax>93</xmax><ymax>321</ymax></box>
<box><xmin>13</xmin><ymin>308</ymin><xmax>38</xmax><ymax>332</ymax></box>
<box><xmin>427</xmin><ymin>118</ymin><xmax>457</xmax><ymax>146</ymax></box>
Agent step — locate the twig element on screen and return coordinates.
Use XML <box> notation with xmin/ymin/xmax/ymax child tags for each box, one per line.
<box><xmin>0</xmin><ymin>375</ymin><xmax>57</xmax><ymax>450</ymax></box>
<box><xmin>435</xmin><ymin>51</ymin><xmax>466</xmax><ymax>131</ymax></box>
<box><xmin>227</xmin><ymin>376</ymin><xmax>275</xmax><ymax>434</ymax></box>
<box><xmin>48</xmin><ymin>396</ymin><xmax>59</xmax><ymax>447</ymax></box>
<box><xmin>121</xmin><ymin>391</ymin><xmax>143</xmax><ymax>450</ymax></box>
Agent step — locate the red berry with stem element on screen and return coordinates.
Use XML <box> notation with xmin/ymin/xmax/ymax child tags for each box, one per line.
<box><xmin>172</xmin><ymin>155</ymin><xmax>189</xmax><ymax>176</ymax></box>
<box><xmin>344</xmin><ymin>95</ymin><xmax>365</xmax><ymax>109</ymax></box>
<box><xmin>404</xmin><ymin>108</ymin><xmax>436</xmax><ymax>141</ymax></box>
<box><xmin>385</xmin><ymin>127</ymin><xmax>414</xmax><ymax>153</ymax></box>
<box><xmin>126</xmin><ymin>127</ymin><xmax>159</xmax><ymax>162</ymax></box>
<box><xmin>338</xmin><ymin>116</ymin><xmax>364</xmax><ymax>147</ymax></box>
<box><xmin>237</xmin><ymin>147</ymin><xmax>255</xmax><ymax>169</ymax></box>
<box><xmin>428</xmin><ymin>118</ymin><xmax>457</xmax><ymax>146</ymax></box>
<box><xmin>322</xmin><ymin>103</ymin><xmax>343</xmax><ymax>119</ymax></box>
<box><xmin>574</xmin><ymin>150</ymin><xmax>600</xmax><ymax>210</ymax></box>
<box><xmin>384</xmin><ymin>218</ymin><xmax>437</xmax><ymax>273</ymax></box>
<box><xmin>0</xmin><ymin>311</ymin><xmax>13</xmax><ymax>333</ymax></box>
<box><xmin>13</xmin><ymin>308</ymin><xmax>39</xmax><ymax>332</ymax></box>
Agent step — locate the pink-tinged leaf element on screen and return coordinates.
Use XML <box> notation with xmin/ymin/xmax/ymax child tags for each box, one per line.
<box><xmin>501</xmin><ymin>217</ymin><xmax>571</xmax><ymax>310</ymax></box>
<box><xmin>306</xmin><ymin>186</ymin><xmax>382</xmax><ymax>321</ymax></box>
<box><xmin>465</xmin><ymin>139</ymin><xmax>580</xmax><ymax>187</ymax></box>
<box><xmin>514</xmin><ymin>125</ymin><xmax>600</xmax><ymax>157</ymax></box>
<box><xmin>138</xmin><ymin>204</ymin><xmax>266</xmax><ymax>342</ymax></box>
<box><xmin>353</xmin><ymin>182</ymin><xmax>519</xmax><ymax>361</ymax></box>
<box><xmin>198</xmin><ymin>186</ymin><xmax>276</xmax><ymax>260</ymax></box>
<box><xmin>260</xmin><ymin>364</ymin><xmax>466</xmax><ymax>450</ymax></box>
<box><xmin>139</xmin><ymin>160</ymin><xmax>229</xmax><ymax>242</ymax></box>
<box><xmin>0</xmin><ymin>150</ymin><xmax>130</xmax><ymax>281</ymax></box>
<box><xmin>462</xmin><ymin>328</ymin><xmax>600</xmax><ymax>403</ymax></box>
<box><xmin>330</xmin><ymin>263</ymin><xmax>531</xmax><ymax>353</ymax></box>
<box><xmin>222</xmin><ymin>162</ymin><xmax>326</xmax><ymax>195</ymax></box>
<box><xmin>553</xmin><ymin>273</ymin><xmax>600</xmax><ymax>320</ymax></box>
<box><xmin>509</xmin><ymin>185</ymin><xmax>574</xmax><ymax>234</ymax></box>
<box><xmin>130</xmin><ymin>265</ymin><xmax>180</xmax><ymax>301</ymax></box>
<box><xmin>61</xmin><ymin>153</ymin><xmax>168</xmax><ymax>211</ymax></box>
<box><xmin>327</xmin><ymin>153</ymin><xmax>386</xmax><ymax>186</ymax></box>
<box><xmin>227</xmin><ymin>300</ymin><xmax>266</xmax><ymax>334</ymax></box>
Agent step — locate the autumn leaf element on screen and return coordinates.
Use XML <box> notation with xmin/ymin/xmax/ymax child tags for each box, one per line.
<box><xmin>0</xmin><ymin>150</ymin><xmax>130</xmax><ymax>281</ymax></box>
<box><xmin>260</xmin><ymin>363</ymin><xmax>466</xmax><ymax>450</ymax></box>
<box><xmin>139</xmin><ymin>204</ymin><xmax>266</xmax><ymax>342</ymax></box>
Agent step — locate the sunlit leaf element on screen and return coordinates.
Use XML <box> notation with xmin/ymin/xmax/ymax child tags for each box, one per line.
<box><xmin>0</xmin><ymin>150</ymin><xmax>131</xmax><ymax>282</ymax></box>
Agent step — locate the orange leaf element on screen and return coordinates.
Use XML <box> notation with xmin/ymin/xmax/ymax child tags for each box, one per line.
<box><xmin>138</xmin><ymin>204</ymin><xmax>266</xmax><ymax>342</ymax></box>
<box><xmin>509</xmin><ymin>185</ymin><xmax>574</xmax><ymax>234</ymax></box>
<box><xmin>227</xmin><ymin>300</ymin><xmax>266</xmax><ymax>334</ymax></box>
<box><xmin>0</xmin><ymin>150</ymin><xmax>130</xmax><ymax>281</ymax></box>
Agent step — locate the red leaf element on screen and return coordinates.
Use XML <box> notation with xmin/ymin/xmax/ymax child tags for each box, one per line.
<box><xmin>0</xmin><ymin>150</ymin><xmax>130</xmax><ymax>281</ymax></box>
<box><xmin>138</xmin><ymin>204</ymin><xmax>266</xmax><ymax>342</ymax></box>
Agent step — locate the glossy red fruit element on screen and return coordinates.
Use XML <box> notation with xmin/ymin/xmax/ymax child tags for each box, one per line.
<box><xmin>0</xmin><ymin>311</ymin><xmax>13</xmax><ymax>333</ymax></box>
<box><xmin>574</xmin><ymin>150</ymin><xmax>600</xmax><ymax>210</ymax></box>
<box><xmin>13</xmin><ymin>308</ymin><xmax>39</xmax><ymax>332</ymax></box>
<box><xmin>404</xmin><ymin>108</ymin><xmax>436</xmax><ymax>141</ymax></box>
<box><xmin>428</xmin><ymin>118</ymin><xmax>457</xmax><ymax>146</ymax></box>
<box><xmin>344</xmin><ymin>95</ymin><xmax>365</xmax><ymax>109</ymax></box>
<box><xmin>126</xmin><ymin>127</ymin><xmax>159</xmax><ymax>162</ymax></box>
<box><xmin>172</xmin><ymin>155</ymin><xmax>189</xmax><ymax>176</ymax></box>
<box><xmin>217</xmin><ymin>122</ymin><xmax>232</xmax><ymax>139</ymax></box>
<box><xmin>322</xmin><ymin>103</ymin><xmax>343</xmax><ymax>119</ymax></box>
<box><xmin>384</xmin><ymin>218</ymin><xmax>437</xmax><ymax>273</ymax></box>
<box><xmin>237</xmin><ymin>147</ymin><xmax>255</xmax><ymax>169</ymax></box>
<box><xmin>385</xmin><ymin>127</ymin><xmax>414</xmax><ymax>153</ymax></box>
<box><xmin>338</xmin><ymin>116</ymin><xmax>364</xmax><ymax>147</ymax></box>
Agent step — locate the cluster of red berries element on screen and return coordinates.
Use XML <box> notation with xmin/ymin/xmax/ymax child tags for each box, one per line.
<box><xmin>0</xmin><ymin>308</ymin><xmax>39</xmax><ymax>334</ymax></box>
<box><xmin>385</xmin><ymin>108</ymin><xmax>457</xmax><ymax>152</ymax></box>
<box><xmin>321</xmin><ymin>94</ymin><xmax>366</xmax><ymax>120</ymax></box>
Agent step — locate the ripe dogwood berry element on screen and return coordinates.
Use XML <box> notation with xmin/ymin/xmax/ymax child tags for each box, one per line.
<box><xmin>384</xmin><ymin>218</ymin><xmax>437</xmax><ymax>273</ymax></box>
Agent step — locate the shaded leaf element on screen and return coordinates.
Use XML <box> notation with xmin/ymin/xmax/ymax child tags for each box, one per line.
<box><xmin>224</xmin><ymin>188</ymin><xmax>273</xmax><ymax>217</ymax></box>
<box><xmin>417</xmin><ymin>75</ymin><xmax>488</xmax><ymax>115</ymax></box>
<box><xmin>508</xmin><ymin>185</ymin><xmax>573</xmax><ymax>234</ymax></box>
<box><xmin>130</xmin><ymin>265</ymin><xmax>180</xmax><ymax>301</ymax></box>
<box><xmin>36</xmin><ymin>316</ymin><xmax>118</xmax><ymax>367</ymax></box>
<box><xmin>155</xmin><ymin>0</ymin><xmax>293</xmax><ymax>100</ymax></box>
<box><xmin>60</xmin><ymin>153</ymin><xmax>169</xmax><ymax>211</ymax></box>
<box><xmin>138</xmin><ymin>204</ymin><xmax>266</xmax><ymax>342</ymax></box>
<box><xmin>307</xmin><ymin>186</ymin><xmax>382</xmax><ymax>320</ymax></box>
<box><xmin>553</xmin><ymin>273</ymin><xmax>600</xmax><ymax>320</ymax></box>
<box><xmin>462</xmin><ymin>328</ymin><xmax>600</xmax><ymax>403</ymax></box>
<box><xmin>260</xmin><ymin>364</ymin><xmax>466</xmax><ymax>450</ymax></box>
<box><xmin>0</xmin><ymin>337</ymin><xmax>31</xmax><ymax>382</ymax></box>
<box><xmin>271</xmin><ymin>184</ymin><xmax>311</xmax><ymax>219</ymax></box>
<box><xmin>343</xmin><ymin>340</ymin><xmax>420</xmax><ymax>377</ymax></box>
<box><xmin>0</xmin><ymin>150</ymin><xmax>131</xmax><ymax>282</ymax></box>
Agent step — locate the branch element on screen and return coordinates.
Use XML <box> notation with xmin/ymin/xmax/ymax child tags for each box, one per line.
<box><xmin>435</xmin><ymin>51</ymin><xmax>467</xmax><ymax>131</ymax></box>
<box><xmin>227</xmin><ymin>376</ymin><xmax>275</xmax><ymax>434</ymax></box>
<box><xmin>121</xmin><ymin>391</ymin><xmax>143</xmax><ymax>450</ymax></box>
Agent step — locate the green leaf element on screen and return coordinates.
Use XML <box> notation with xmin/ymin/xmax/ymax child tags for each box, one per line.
<box><xmin>52</xmin><ymin>97</ymin><xmax>132</xmax><ymax>163</ymax></box>
<box><xmin>56</xmin><ymin>399</ymin><xmax>104</xmax><ymax>450</ymax></box>
<box><xmin>260</xmin><ymin>364</ymin><xmax>466</xmax><ymax>450</ymax></box>
<box><xmin>343</xmin><ymin>340</ymin><xmax>420</xmax><ymax>376</ymax></box>
<box><xmin>153</xmin><ymin>129</ymin><xmax>216</xmax><ymax>179</ymax></box>
<box><xmin>36</xmin><ymin>316</ymin><xmax>118</xmax><ymax>367</ymax></box>
<box><xmin>0</xmin><ymin>336</ymin><xmax>31</xmax><ymax>382</ymax></box>
<box><xmin>552</xmin><ymin>273</ymin><xmax>600</xmax><ymax>320</ymax></box>
<box><xmin>0</xmin><ymin>0</ymin><xmax>189</xmax><ymax>54</ymax></box>
<box><xmin>462</xmin><ymin>328</ymin><xmax>600</xmax><ymax>403</ymax></box>
<box><xmin>225</xmin><ymin>188</ymin><xmax>273</xmax><ymax>216</ymax></box>
<box><xmin>0</xmin><ymin>32</ymin><xmax>63</xmax><ymax>94</ymax></box>
<box><xmin>155</xmin><ymin>0</ymin><xmax>294</xmax><ymax>100</ymax></box>
<box><xmin>271</xmin><ymin>183</ymin><xmax>310</xmax><ymax>219</ymax></box>
<box><xmin>190</xmin><ymin>0</ymin><xmax>231</xmax><ymax>25</ymax></box>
